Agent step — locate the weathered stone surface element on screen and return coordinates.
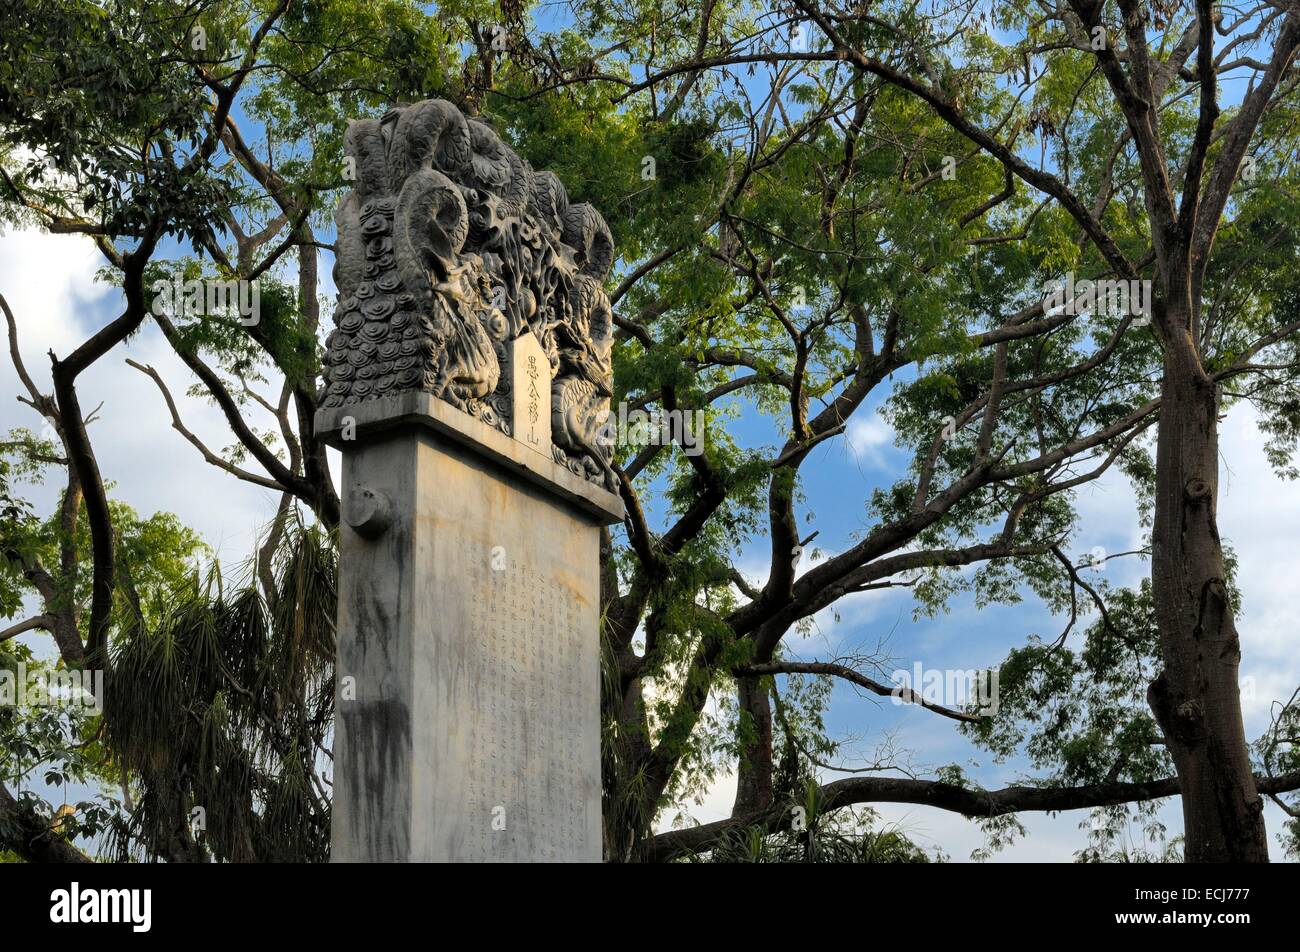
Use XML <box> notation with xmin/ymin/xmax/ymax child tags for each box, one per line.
<box><xmin>316</xmin><ymin>391</ymin><xmax>622</xmax><ymax>524</ymax></box>
<box><xmin>322</xmin><ymin>102</ymin><xmax>623</xmax><ymax>864</ymax></box>
<box><xmin>320</xmin><ymin>98</ymin><xmax>617</xmax><ymax>490</ymax></box>
<box><xmin>329</xmin><ymin>421</ymin><xmax>615</xmax><ymax>862</ymax></box>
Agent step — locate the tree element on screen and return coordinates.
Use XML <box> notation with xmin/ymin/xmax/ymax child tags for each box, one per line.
<box><xmin>0</xmin><ymin>0</ymin><xmax>1298</xmax><ymax>863</ymax></box>
<box><xmin>785</xmin><ymin>0</ymin><xmax>1300</xmax><ymax>863</ymax></box>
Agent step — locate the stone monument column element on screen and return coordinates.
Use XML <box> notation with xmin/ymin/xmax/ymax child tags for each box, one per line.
<box><xmin>316</xmin><ymin>100</ymin><xmax>623</xmax><ymax>862</ymax></box>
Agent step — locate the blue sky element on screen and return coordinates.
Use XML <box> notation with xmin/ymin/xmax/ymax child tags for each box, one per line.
<box><xmin>648</xmin><ymin>364</ymin><xmax>1300</xmax><ymax>858</ymax></box>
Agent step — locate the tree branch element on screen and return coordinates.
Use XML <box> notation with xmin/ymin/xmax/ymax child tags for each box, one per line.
<box><xmin>650</xmin><ymin>767</ymin><xmax>1300</xmax><ymax>860</ymax></box>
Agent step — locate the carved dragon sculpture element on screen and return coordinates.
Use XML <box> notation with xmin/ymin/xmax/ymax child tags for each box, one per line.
<box><xmin>322</xmin><ymin>98</ymin><xmax>617</xmax><ymax>490</ymax></box>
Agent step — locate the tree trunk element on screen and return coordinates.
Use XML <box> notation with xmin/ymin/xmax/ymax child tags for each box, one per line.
<box><xmin>601</xmin><ymin>673</ymin><xmax>656</xmax><ymax>862</ymax></box>
<box><xmin>731</xmin><ymin>676</ymin><xmax>773</xmax><ymax>815</ymax></box>
<box><xmin>1148</xmin><ymin>328</ymin><xmax>1268</xmax><ymax>862</ymax></box>
<box><xmin>293</xmin><ymin>229</ymin><xmax>339</xmax><ymax>527</ymax></box>
<box><xmin>0</xmin><ymin>782</ymin><xmax>90</xmax><ymax>863</ymax></box>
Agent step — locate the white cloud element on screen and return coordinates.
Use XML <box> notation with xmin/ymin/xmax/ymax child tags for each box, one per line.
<box><xmin>0</xmin><ymin>228</ymin><xmax>291</xmax><ymax>582</ymax></box>
<box><xmin>0</xmin><ymin>227</ymin><xmax>108</xmax><ymax>356</ymax></box>
<box><xmin>657</xmin><ymin>771</ymin><xmax>737</xmax><ymax>833</ymax></box>
<box><xmin>844</xmin><ymin>409</ymin><xmax>896</xmax><ymax>469</ymax></box>
<box><xmin>1214</xmin><ymin>406</ymin><xmax>1300</xmax><ymax>732</ymax></box>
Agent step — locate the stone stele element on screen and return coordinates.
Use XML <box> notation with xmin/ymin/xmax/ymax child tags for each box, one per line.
<box><xmin>316</xmin><ymin>99</ymin><xmax>624</xmax><ymax>862</ymax></box>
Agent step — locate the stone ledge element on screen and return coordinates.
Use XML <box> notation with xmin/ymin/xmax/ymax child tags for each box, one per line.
<box><xmin>316</xmin><ymin>392</ymin><xmax>625</xmax><ymax>526</ymax></box>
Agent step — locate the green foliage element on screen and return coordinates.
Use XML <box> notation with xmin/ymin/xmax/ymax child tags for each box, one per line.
<box><xmin>0</xmin><ymin>640</ymin><xmax>125</xmax><ymax>858</ymax></box>
<box><xmin>103</xmin><ymin>511</ymin><xmax>335</xmax><ymax>862</ymax></box>
<box><xmin>680</xmin><ymin>784</ymin><xmax>939</xmax><ymax>863</ymax></box>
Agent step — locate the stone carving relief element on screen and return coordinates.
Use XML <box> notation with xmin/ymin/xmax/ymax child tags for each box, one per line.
<box><xmin>321</xmin><ymin>98</ymin><xmax>618</xmax><ymax>490</ymax></box>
